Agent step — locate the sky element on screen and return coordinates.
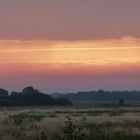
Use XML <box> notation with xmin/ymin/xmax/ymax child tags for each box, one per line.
<box><xmin>0</xmin><ymin>0</ymin><xmax>140</xmax><ymax>93</ymax></box>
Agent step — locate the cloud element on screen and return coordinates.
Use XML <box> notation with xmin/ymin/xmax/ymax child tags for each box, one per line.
<box><xmin>0</xmin><ymin>1</ymin><xmax>140</xmax><ymax>40</ymax></box>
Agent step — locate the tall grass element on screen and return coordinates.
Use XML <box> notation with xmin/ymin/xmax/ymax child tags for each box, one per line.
<box><xmin>0</xmin><ymin>106</ymin><xmax>139</xmax><ymax>140</ymax></box>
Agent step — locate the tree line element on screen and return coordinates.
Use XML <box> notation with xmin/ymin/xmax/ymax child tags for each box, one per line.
<box><xmin>52</xmin><ymin>90</ymin><xmax>140</xmax><ymax>104</ymax></box>
<box><xmin>0</xmin><ymin>87</ymin><xmax>72</xmax><ymax>107</ymax></box>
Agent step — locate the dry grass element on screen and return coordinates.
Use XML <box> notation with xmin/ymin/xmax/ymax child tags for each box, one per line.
<box><xmin>0</xmin><ymin>106</ymin><xmax>139</xmax><ymax>139</ymax></box>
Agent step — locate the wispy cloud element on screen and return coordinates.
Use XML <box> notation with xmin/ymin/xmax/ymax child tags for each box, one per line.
<box><xmin>0</xmin><ymin>37</ymin><xmax>140</xmax><ymax>65</ymax></box>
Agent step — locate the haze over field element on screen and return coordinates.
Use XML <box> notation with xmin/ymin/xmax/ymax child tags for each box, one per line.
<box><xmin>0</xmin><ymin>0</ymin><xmax>140</xmax><ymax>92</ymax></box>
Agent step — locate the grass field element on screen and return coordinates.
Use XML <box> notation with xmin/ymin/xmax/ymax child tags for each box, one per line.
<box><xmin>0</xmin><ymin>105</ymin><xmax>140</xmax><ymax>140</ymax></box>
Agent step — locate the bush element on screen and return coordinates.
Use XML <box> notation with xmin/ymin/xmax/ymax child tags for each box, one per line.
<box><xmin>40</xmin><ymin>116</ymin><xmax>86</xmax><ymax>140</ymax></box>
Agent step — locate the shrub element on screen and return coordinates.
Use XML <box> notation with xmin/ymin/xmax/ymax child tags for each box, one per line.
<box><xmin>41</xmin><ymin>116</ymin><xmax>86</xmax><ymax>140</ymax></box>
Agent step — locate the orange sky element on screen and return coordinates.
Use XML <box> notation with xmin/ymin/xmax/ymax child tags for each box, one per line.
<box><xmin>0</xmin><ymin>37</ymin><xmax>140</xmax><ymax>66</ymax></box>
<box><xmin>0</xmin><ymin>37</ymin><xmax>140</xmax><ymax>92</ymax></box>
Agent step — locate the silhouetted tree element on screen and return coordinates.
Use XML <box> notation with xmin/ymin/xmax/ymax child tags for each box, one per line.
<box><xmin>0</xmin><ymin>89</ymin><xmax>8</xmax><ymax>97</ymax></box>
<box><xmin>119</xmin><ymin>98</ymin><xmax>125</xmax><ymax>106</ymax></box>
<box><xmin>0</xmin><ymin>87</ymin><xmax>72</xmax><ymax>107</ymax></box>
<box><xmin>22</xmin><ymin>86</ymin><xmax>35</xmax><ymax>94</ymax></box>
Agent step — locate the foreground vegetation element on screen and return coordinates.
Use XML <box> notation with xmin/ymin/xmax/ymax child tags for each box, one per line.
<box><xmin>0</xmin><ymin>105</ymin><xmax>140</xmax><ymax>140</ymax></box>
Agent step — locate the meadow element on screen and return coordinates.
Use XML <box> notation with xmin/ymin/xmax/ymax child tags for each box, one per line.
<box><xmin>0</xmin><ymin>105</ymin><xmax>140</xmax><ymax>140</ymax></box>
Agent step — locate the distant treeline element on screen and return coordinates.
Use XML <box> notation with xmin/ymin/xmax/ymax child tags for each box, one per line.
<box><xmin>51</xmin><ymin>90</ymin><xmax>140</xmax><ymax>104</ymax></box>
<box><xmin>0</xmin><ymin>87</ymin><xmax>72</xmax><ymax>107</ymax></box>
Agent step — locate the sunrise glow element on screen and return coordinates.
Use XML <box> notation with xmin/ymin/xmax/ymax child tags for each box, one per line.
<box><xmin>1</xmin><ymin>38</ymin><xmax>140</xmax><ymax>65</ymax></box>
<box><xmin>1</xmin><ymin>38</ymin><xmax>140</xmax><ymax>92</ymax></box>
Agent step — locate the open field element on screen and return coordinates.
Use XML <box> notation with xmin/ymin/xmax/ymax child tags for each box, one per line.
<box><xmin>0</xmin><ymin>105</ymin><xmax>140</xmax><ymax>140</ymax></box>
